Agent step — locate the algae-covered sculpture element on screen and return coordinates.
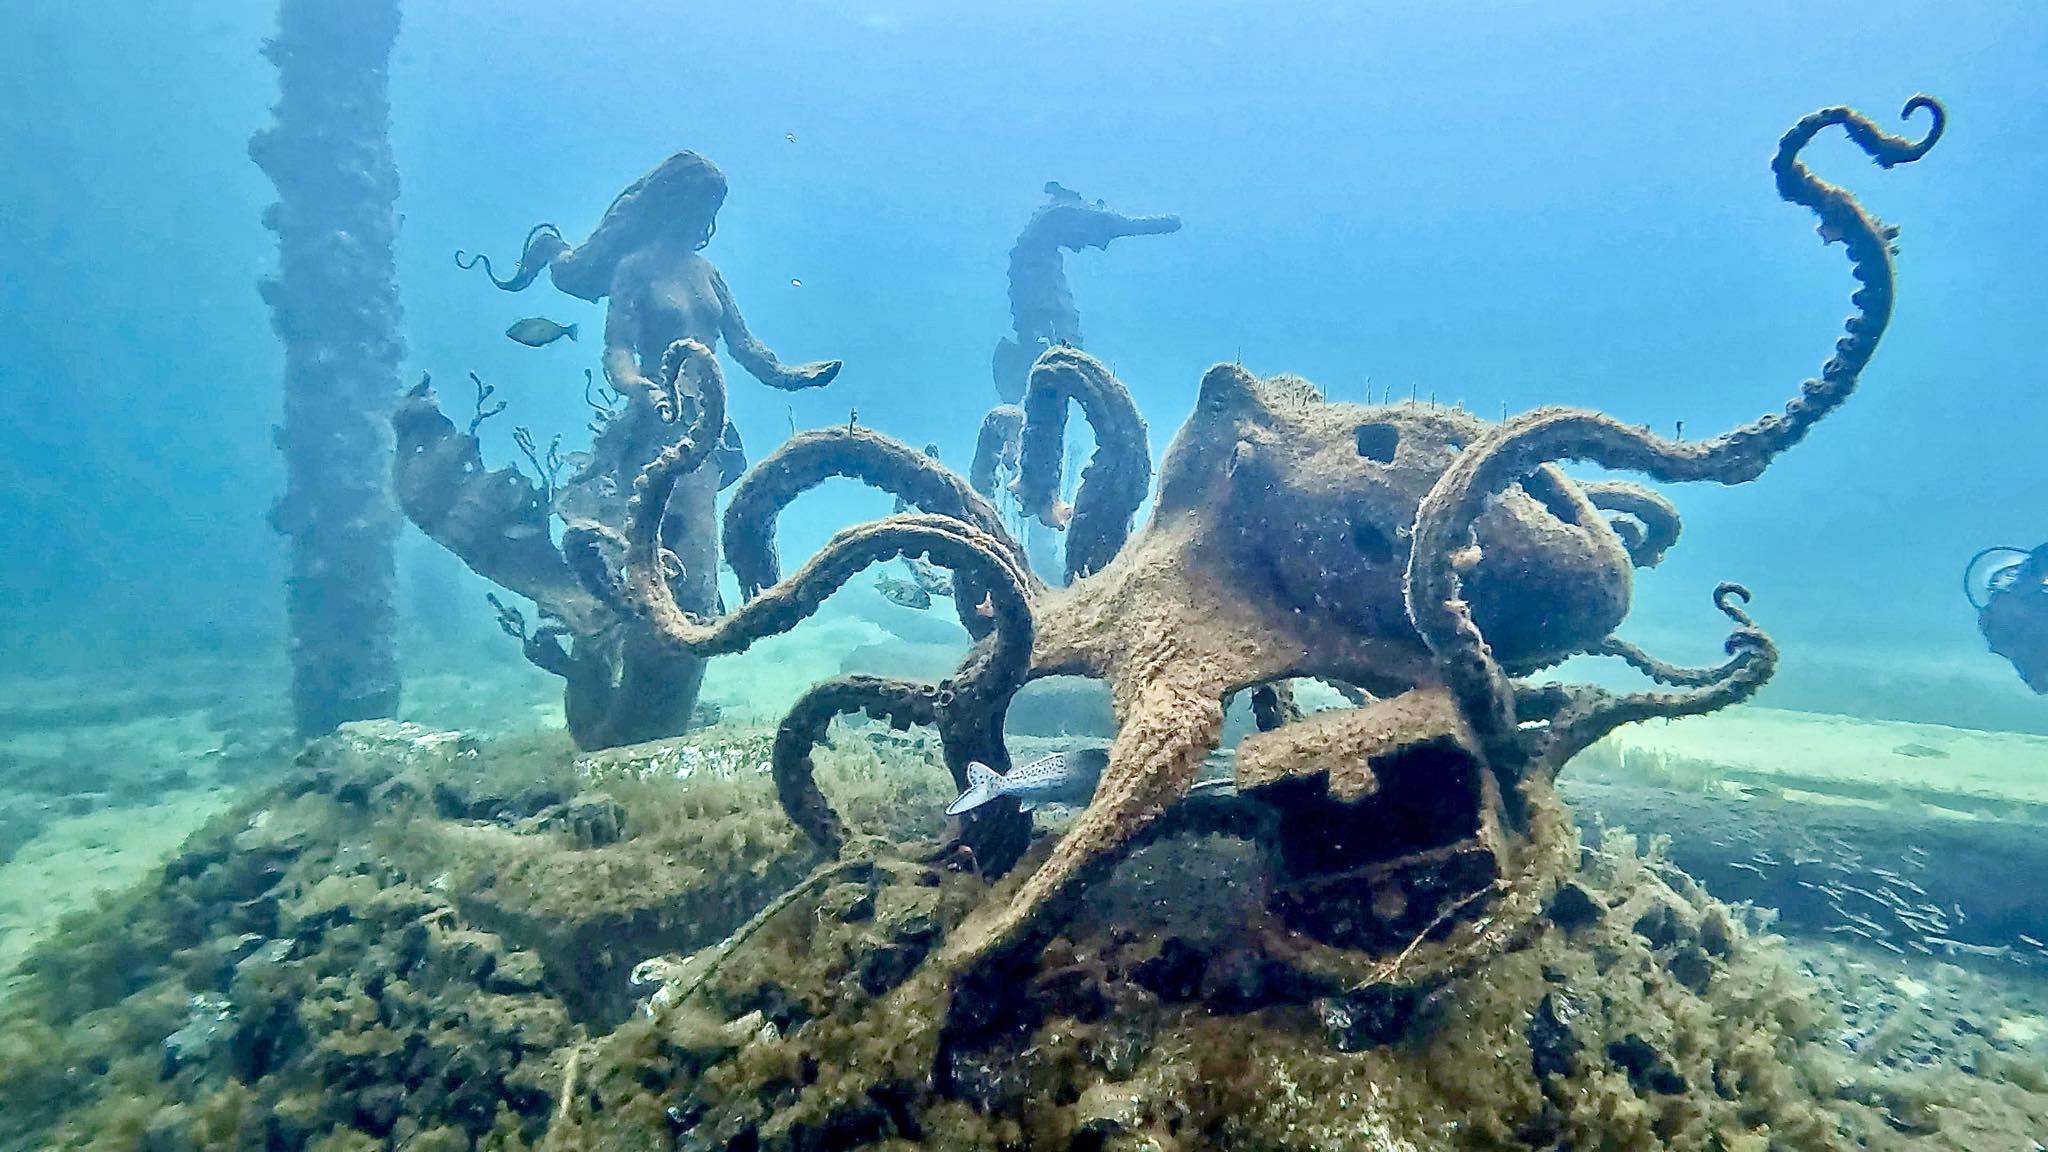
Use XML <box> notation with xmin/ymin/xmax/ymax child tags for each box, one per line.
<box><xmin>992</xmin><ymin>182</ymin><xmax>1182</xmax><ymax>404</ymax></box>
<box><xmin>983</xmin><ymin>184</ymin><xmax>1180</xmax><ymax>579</ymax></box>
<box><xmin>579</xmin><ymin>96</ymin><xmax>1941</xmax><ymax>1122</ymax></box>
<box><xmin>395</xmin><ymin>152</ymin><xmax>840</xmax><ymax>749</ymax></box>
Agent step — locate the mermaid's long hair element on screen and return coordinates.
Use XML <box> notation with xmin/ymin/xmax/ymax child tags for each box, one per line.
<box><xmin>455</xmin><ymin>151</ymin><xmax>729</xmax><ymax>302</ymax></box>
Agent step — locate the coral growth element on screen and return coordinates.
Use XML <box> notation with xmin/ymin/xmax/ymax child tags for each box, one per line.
<box><xmin>573</xmin><ymin>826</ymin><xmax>1889</xmax><ymax>1151</ymax></box>
<box><xmin>0</xmin><ymin>719</ymin><xmax>952</xmax><ymax>1151</ymax></box>
<box><xmin>7</xmin><ymin>721</ymin><xmax>2041</xmax><ymax>1150</ymax></box>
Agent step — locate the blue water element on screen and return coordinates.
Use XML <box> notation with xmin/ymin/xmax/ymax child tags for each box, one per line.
<box><xmin>4</xmin><ymin>0</ymin><xmax>2046</xmax><ymax>717</ymax></box>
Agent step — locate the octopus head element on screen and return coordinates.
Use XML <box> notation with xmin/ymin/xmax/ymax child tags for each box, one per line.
<box><xmin>1180</xmin><ymin>364</ymin><xmax>1632</xmax><ymax>670</ymax></box>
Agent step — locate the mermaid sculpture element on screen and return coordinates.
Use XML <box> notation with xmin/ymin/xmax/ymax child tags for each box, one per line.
<box><xmin>395</xmin><ymin>152</ymin><xmax>840</xmax><ymax>748</ymax></box>
<box><xmin>457</xmin><ymin>150</ymin><xmax>840</xmax><ymax>400</ymax></box>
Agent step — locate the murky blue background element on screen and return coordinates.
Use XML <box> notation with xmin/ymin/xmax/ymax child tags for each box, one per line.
<box><xmin>5</xmin><ymin>1</ymin><xmax>2044</xmax><ymax>726</ymax></box>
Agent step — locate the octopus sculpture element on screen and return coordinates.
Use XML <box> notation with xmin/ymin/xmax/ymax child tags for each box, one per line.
<box><xmin>577</xmin><ymin>98</ymin><xmax>1944</xmax><ymax>1016</ymax></box>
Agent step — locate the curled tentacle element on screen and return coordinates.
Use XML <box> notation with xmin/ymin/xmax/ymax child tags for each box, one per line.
<box><xmin>1712</xmin><ymin>94</ymin><xmax>1943</xmax><ymax>469</ymax></box>
<box><xmin>1592</xmin><ymin>585</ymin><xmax>1763</xmax><ymax>687</ymax></box>
<box><xmin>1593</xmin><ymin>638</ymin><xmax>1723</xmax><ymax>687</ymax></box>
<box><xmin>1407</xmin><ymin>405</ymin><xmax>1795</xmax><ymax>774</ymax></box>
<box><xmin>1580</xmin><ymin>480</ymin><xmax>1681</xmax><ymax>568</ymax></box>
<box><xmin>773</xmin><ymin>675</ymin><xmax>943</xmax><ymax>852</ymax></box>
<box><xmin>630</xmin><ymin>503</ymin><xmax>1036</xmax><ymax>689</ymax></box>
<box><xmin>1012</xmin><ymin>348</ymin><xmax>1152</xmax><ymax>581</ymax></box>
<box><xmin>637</xmin><ymin>507</ymin><xmax>1037</xmax><ymax>854</ymax></box>
<box><xmin>1530</xmin><ymin>584</ymin><xmax>1777</xmax><ymax>772</ymax></box>
<box><xmin>970</xmin><ymin>405</ymin><xmax>1024</xmax><ymax>498</ymax></box>
<box><xmin>453</xmin><ymin>223</ymin><xmax>570</xmax><ymax>292</ymax></box>
<box><xmin>1406</xmin><ymin>98</ymin><xmax>1940</xmax><ymax>775</ymax></box>
<box><xmin>722</xmin><ymin>426</ymin><xmax>1024</xmax><ymax>598</ymax></box>
<box><xmin>563</xmin><ymin>337</ymin><xmax>728</xmax><ymax>612</ymax></box>
<box><xmin>653</xmin><ymin>336</ymin><xmax>721</xmax><ymax>426</ymax></box>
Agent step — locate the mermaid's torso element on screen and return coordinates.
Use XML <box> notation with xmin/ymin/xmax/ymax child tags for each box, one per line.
<box><xmin>618</xmin><ymin>250</ymin><xmax>725</xmax><ymax>367</ymax></box>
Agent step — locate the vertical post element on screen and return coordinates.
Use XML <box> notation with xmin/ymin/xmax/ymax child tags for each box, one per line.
<box><xmin>251</xmin><ymin>0</ymin><xmax>404</xmax><ymax>735</ymax></box>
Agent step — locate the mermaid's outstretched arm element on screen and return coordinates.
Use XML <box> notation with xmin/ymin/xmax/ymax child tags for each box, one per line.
<box><xmin>711</xmin><ymin>269</ymin><xmax>841</xmax><ymax>391</ymax></box>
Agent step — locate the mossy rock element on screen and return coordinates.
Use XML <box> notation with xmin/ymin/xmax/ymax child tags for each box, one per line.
<box><xmin>4</xmin><ymin>723</ymin><xmax>2041</xmax><ymax>1150</ymax></box>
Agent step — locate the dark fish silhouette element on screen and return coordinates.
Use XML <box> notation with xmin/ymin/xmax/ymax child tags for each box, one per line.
<box><xmin>506</xmin><ymin>317</ymin><xmax>578</xmax><ymax>347</ymax></box>
<box><xmin>715</xmin><ymin>421</ymin><xmax>747</xmax><ymax>491</ymax></box>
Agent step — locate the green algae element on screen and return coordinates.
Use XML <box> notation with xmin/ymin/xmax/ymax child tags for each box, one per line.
<box><xmin>2</xmin><ymin>720</ymin><xmax>2041</xmax><ymax>1151</ymax></box>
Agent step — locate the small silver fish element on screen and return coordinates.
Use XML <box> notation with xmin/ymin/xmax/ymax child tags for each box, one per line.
<box><xmin>947</xmin><ymin>749</ymin><xmax>1109</xmax><ymax>816</ymax></box>
<box><xmin>506</xmin><ymin>317</ymin><xmax>578</xmax><ymax>347</ymax></box>
<box><xmin>875</xmin><ymin>574</ymin><xmax>932</xmax><ymax>610</ymax></box>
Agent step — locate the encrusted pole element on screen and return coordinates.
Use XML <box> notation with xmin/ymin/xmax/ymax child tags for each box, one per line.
<box><xmin>251</xmin><ymin>0</ymin><xmax>405</xmax><ymax>735</ymax></box>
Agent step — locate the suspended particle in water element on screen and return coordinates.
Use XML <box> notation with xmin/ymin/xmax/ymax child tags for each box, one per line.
<box><xmin>785</xmin><ymin>132</ymin><xmax>798</xmax><ymax>144</ymax></box>
<box><xmin>790</xmin><ymin>278</ymin><xmax>803</xmax><ymax>288</ymax></box>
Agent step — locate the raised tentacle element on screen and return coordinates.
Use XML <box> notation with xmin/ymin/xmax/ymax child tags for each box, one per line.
<box><xmin>772</xmin><ymin>675</ymin><xmax>943</xmax><ymax>852</ymax></box>
<box><xmin>1530</xmin><ymin>585</ymin><xmax>1777</xmax><ymax>772</ymax></box>
<box><xmin>453</xmin><ymin>223</ymin><xmax>569</xmax><ymax>292</ymax></box>
<box><xmin>1580</xmin><ymin>480</ymin><xmax>1682</xmax><ymax>568</ymax></box>
<box><xmin>560</xmin><ymin>336</ymin><xmax>726</xmax><ymax>614</ymax></box>
<box><xmin>722</xmin><ymin>426</ymin><xmax>1024</xmax><ymax>599</ymax></box>
<box><xmin>615</xmin><ymin>351</ymin><xmax>1035</xmax><ymax>667</ymax></box>
<box><xmin>631</xmin><ymin>508</ymin><xmax>1034</xmax><ymax>667</ymax></box>
<box><xmin>1012</xmin><ymin>348</ymin><xmax>1152</xmax><ymax>581</ymax></box>
<box><xmin>1592</xmin><ymin>637</ymin><xmax>1725</xmax><ymax>686</ymax></box>
<box><xmin>1406</xmin><ymin>97</ymin><xmax>1941</xmax><ymax>776</ymax></box>
<box><xmin>969</xmin><ymin>405</ymin><xmax>1024</xmax><ymax>498</ymax></box>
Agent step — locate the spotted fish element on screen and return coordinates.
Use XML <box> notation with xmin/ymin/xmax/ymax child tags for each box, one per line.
<box><xmin>506</xmin><ymin>317</ymin><xmax>578</xmax><ymax>347</ymax></box>
<box><xmin>945</xmin><ymin>748</ymin><xmax>1110</xmax><ymax>816</ymax></box>
<box><xmin>875</xmin><ymin>574</ymin><xmax>932</xmax><ymax>610</ymax></box>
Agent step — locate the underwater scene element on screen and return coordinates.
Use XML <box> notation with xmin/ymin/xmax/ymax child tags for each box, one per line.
<box><xmin>5</xmin><ymin>2</ymin><xmax>2048</xmax><ymax>1149</ymax></box>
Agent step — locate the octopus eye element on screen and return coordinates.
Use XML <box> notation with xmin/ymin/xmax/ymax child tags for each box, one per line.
<box><xmin>1355</xmin><ymin>422</ymin><xmax>1399</xmax><ymax>463</ymax></box>
<box><xmin>1350</xmin><ymin>517</ymin><xmax>1397</xmax><ymax>564</ymax></box>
